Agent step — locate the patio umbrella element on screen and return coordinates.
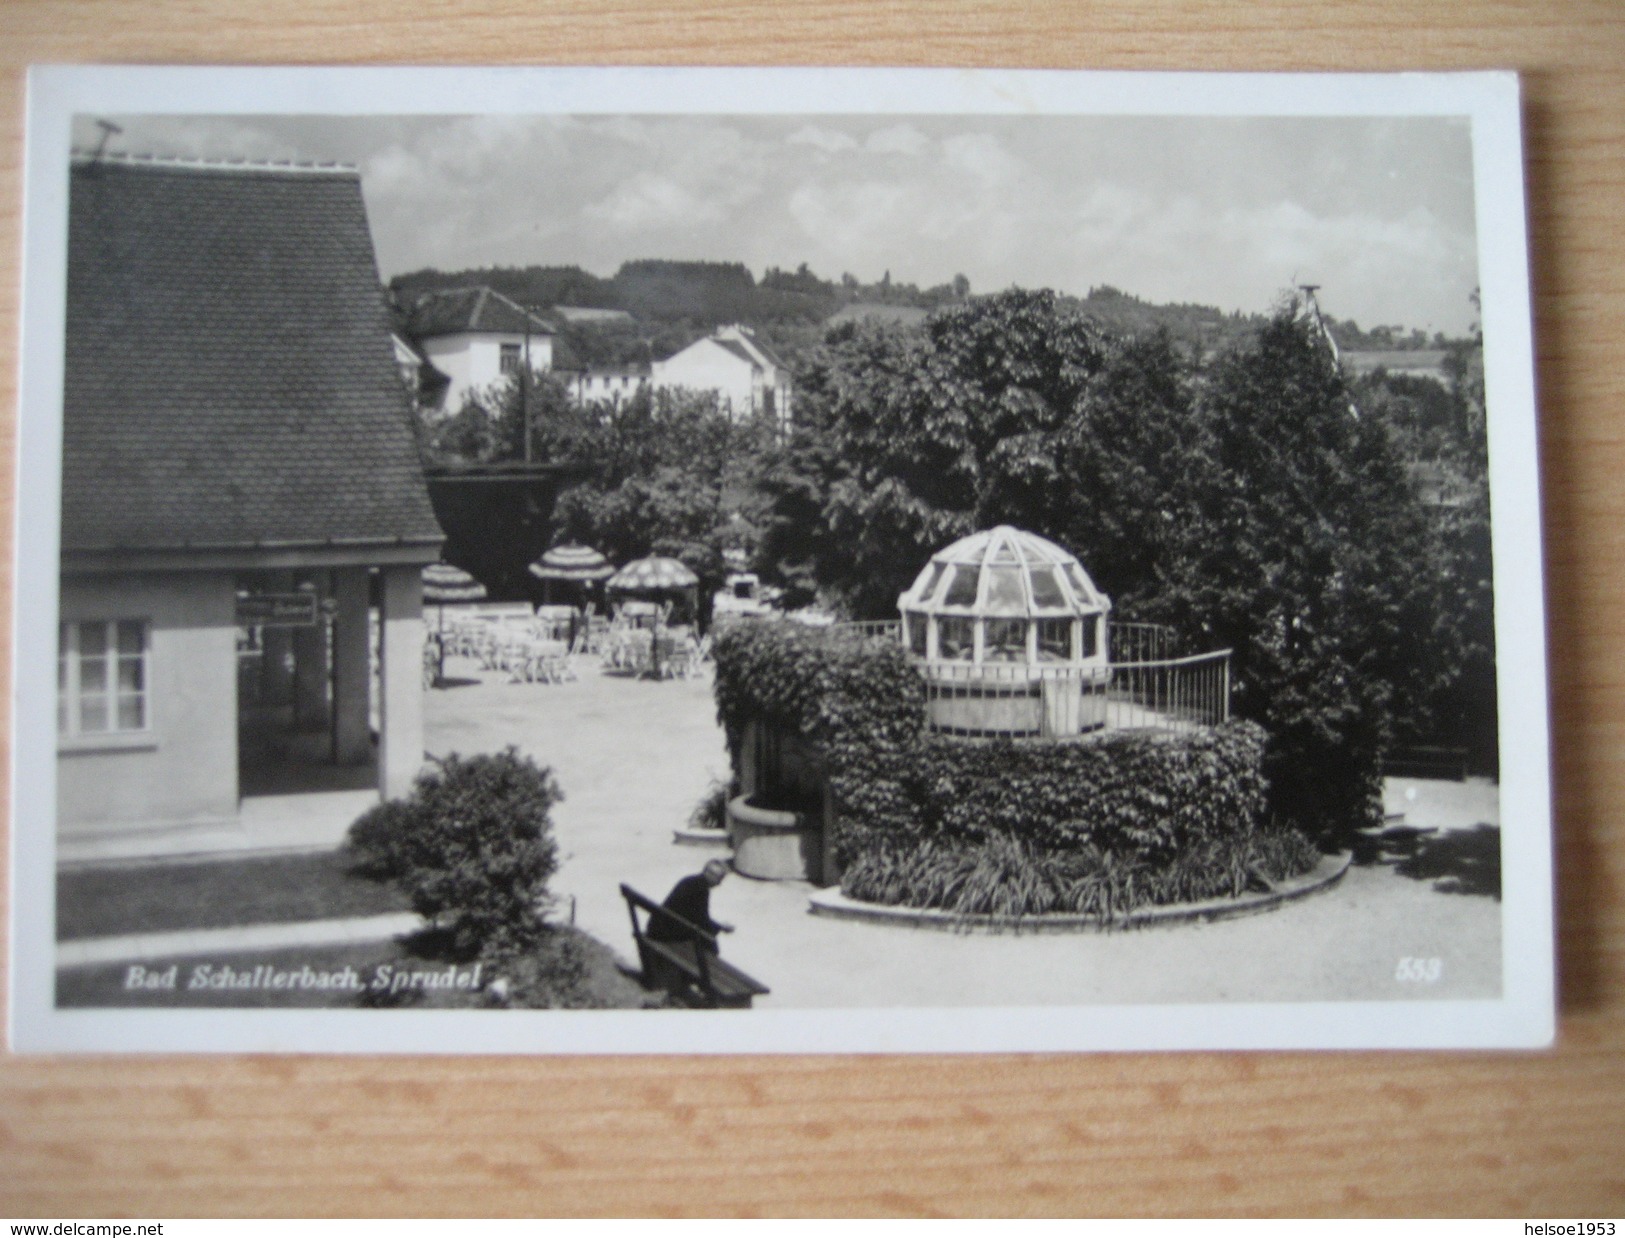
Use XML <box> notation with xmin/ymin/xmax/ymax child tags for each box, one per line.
<box><xmin>421</xmin><ymin>563</ymin><xmax>487</xmax><ymax>681</ymax></box>
<box><xmin>422</xmin><ymin>562</ymin><xmax>488</xmax><ymax>604</ymax></box>
<box><xmin>606</xmin><ymin>555</ymin><xmax>699</xmax><ymax>593</ymax></box>
<box><xmin>607</xmin><ymin>556</ymin><xmax>702</xmax><ymax>678</ymax></box>
<box><xmin>527</xmin><ymin>543</ymin><xmax>615</xmax><ymax>605</ymax></box>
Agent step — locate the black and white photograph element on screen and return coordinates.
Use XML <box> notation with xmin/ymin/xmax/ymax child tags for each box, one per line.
<box><xmin>9</xmin><ymin>66</ymin><xmax>1553</xmax><ymax>1052</ymax></box>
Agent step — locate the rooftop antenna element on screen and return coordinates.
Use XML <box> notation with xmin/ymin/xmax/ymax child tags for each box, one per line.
<box><xmin>1298</xmin><ymin>283</ymin><xmax>1359</xmax><ymax>420</ymax></box>
<box><xmin>88</xmin><ymin>119</ymin><xmax>123</xmax><ymax>166</ymax></box>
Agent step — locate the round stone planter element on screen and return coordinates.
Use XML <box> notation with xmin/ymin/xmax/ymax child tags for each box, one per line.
<box><xmin>727</xmin><ymin>794</ymin><xmax>822</xmax><ymax>882</ymax></box>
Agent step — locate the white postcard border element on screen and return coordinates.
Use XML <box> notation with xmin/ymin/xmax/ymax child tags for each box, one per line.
<box><xmin>9</xmin><ymin>65</ymin><xmax>1554</xmax><ymax>1053</ymax></box>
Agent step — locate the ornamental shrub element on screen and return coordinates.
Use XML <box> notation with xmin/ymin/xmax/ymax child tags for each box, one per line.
<box><xmin>827</xmin><ymin>721</ymin><xmax>1275</xmax><ymax>872</ymax></box>
<box><xmin>345</xmin><ymin>747</ymin><xmax>563</xmax><ymax>961</ymax></box>
<box><xmin>712</xmin><ymin>621</ymin><xmax>924</xmax><ymax>765</ymax></box>
<box><xmin>905</xmin><ymin>723</ymin><xmax>1270</xmax><ymax>861</ymax></box>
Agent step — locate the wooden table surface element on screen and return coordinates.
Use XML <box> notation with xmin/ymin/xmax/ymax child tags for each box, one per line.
<box><xmin>2</xmin><ymin>1</ymin><xmax>1622</xmax><ymax>1218</ymax></box>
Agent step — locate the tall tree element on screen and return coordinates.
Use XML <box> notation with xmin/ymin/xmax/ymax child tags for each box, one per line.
<box><xmin>1157</xmin><ymin>308</ymin><xmax>1439</xmax><ymax>838</ymax></box>
<box><xmin>769</xmin><ymin>289</ymin><xmax>1117</xmax><ymax>616</ymax></box>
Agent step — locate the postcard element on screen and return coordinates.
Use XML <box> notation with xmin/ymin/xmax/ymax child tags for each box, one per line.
<box><xmin>8</xmin><ymin>65</ymin><xmax>1553</xmax><ymax>1052</ymax></box>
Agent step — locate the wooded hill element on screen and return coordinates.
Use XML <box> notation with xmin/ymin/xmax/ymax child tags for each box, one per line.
<box><xmin>389</xmin><ymin>260</ymin><xmax>1468</xmax><ymax>369</ymax></box>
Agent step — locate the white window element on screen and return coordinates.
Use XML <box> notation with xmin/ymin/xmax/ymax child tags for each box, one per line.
<box><xmin>59</xmin><ymin>619</ymin><xmax>149</xmax><ymax>736</ymax></box>
<box><xmin>499</xmin><ymin>342</ymin><xmax>522</xmax><ymax>374</ymax></box>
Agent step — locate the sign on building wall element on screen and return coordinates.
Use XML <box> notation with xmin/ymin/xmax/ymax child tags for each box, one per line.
<box><xmin>235</xmin><ymin>593</ymin><xmax>320</xmax><ymax>627</ymax></box>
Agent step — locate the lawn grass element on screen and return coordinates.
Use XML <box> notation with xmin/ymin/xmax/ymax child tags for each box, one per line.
<box><xmin>55</xmin><ymin>925</ymin><xmax>655</xmax><ymax>1010</ymax></box>
<box><xmin>57</xmin><ymin>848</ymin><xmax>412</xmax><ymax>941</ymax></box>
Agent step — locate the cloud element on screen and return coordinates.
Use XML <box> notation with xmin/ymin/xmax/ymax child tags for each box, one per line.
<box><xmin>941</xmin><ymin>132</ymin><xmax>1022</xmax><ymax>185</ymax></box>
<box><xmin>787</xmin><ymin>124</ymin><xmax>858</xmax><ymax>155</ymax></box>
<box><xmin>69</xmin><ymin>111</ymin><xmax>1482</xmax><ymax>332</ymax></box>
<box><xmin>866</xmin><ymin>124</ymin><xmax>928</xmax><ymax>157</ymax></box>
<box><xmin>787</xmin><ymin>180</ymin><xmax>910</xmax><ymax>257</ymax></box>
<box><xmin>589</xmin><ymin>172</ymin><xmax>725</xmax><ymax>230</ymax></box>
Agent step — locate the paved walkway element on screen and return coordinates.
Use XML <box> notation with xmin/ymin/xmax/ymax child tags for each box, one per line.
<box><xmin>57</xmin><ymin>654</ymin><xmax>1504</xmax><ymax>1008</ymax></box>
<box><xmin>56</xmin><ymin>912</ymin><xmax>421</xmax><ymax>969</ymax></box>
<box><xmin>421</xmin><ymin>656</ymin><xmax>1504</xmax><ymax>1008</ymax></box>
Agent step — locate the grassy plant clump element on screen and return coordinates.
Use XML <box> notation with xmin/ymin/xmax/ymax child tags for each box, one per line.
<box><xmin>686</xmin><ymin>777</ymin><xmax>734</xmax><ymax>832</ymax></box>
<box><xmin>841</xmin><ymin>824</ymin><xmax>1322</xmax><ymax>924</ymax></box>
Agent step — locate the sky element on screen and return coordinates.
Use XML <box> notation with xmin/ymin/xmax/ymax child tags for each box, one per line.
<box><xmin>72</xmin><ymin>111</ymin><xmax>1482</xmax><ymax>335</ymax></box>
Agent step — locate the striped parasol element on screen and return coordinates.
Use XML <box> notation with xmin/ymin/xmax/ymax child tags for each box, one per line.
<box><xmin>421</xmin><ymin>562</ymin><xmax>487</xmax><ymax>603</ymax></box>
<box><xmin>527</xmin><ymin>543</ymin><xmax>615</xmax><ymax>583</ymax></box>
<box><xmin>606</xmin><ymin>555</ymin><xmax>699</xmax><ymax>592</ymax></box>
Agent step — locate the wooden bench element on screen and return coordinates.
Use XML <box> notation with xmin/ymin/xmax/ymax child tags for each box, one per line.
<box><xmin>620</xmin><ymin>884</ymin><xmax>770</xmax><ymax>1009</ymax></box>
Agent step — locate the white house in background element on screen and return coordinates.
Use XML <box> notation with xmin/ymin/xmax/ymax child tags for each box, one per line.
<box><xmin>651</xmin><ymin>324</ymin><xmax>793</xmax><ymax>429</ymax></box>
<box><xmin>402</xmin><ymin>286</ymin><xmax>555</xmax><ymax>414</ymax></box>
<box><xmin>567</xmin><ymin>364</ymin><xmax>650</xmax><ymax>409</ymax></box>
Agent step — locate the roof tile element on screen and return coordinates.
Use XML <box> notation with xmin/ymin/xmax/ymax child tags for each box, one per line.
<box><xmin>63</xmin><ymin>161</ymin><xmax>443</xmax><ymax>553</ymax></box>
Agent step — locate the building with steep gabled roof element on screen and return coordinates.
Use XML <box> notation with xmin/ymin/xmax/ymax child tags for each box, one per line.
<box><xmin>60</xmin><ymin>153</ymin><xmax>444</xmax><ymax>852</ymax></box>
<box><xmin>402</xmin><ymin>285</ymin><xmax>555</xmax><ymax>414</ymax></box>
<box><xmin>650</xmin><ymin>324</ymin><xmax>793</xmax><ymax>430</ymax></box>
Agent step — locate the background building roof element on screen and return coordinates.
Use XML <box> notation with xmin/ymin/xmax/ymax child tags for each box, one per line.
<box><xmin>711</xmin><ymin>337</ymin><xmax>762</xmax><ymax>368</ymax></box>
<box><xmin>403</xmin><ymin>286</ymin><xmax>555</xmax><ymax>339</ymax></box>
<box><xmin>63</xmin><ymin>157</ymin><xmax>442</xmax><ymax>554</ymax></box>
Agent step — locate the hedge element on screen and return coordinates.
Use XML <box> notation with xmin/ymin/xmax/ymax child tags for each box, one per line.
<box><xmin>712</xmin><ymin>621</ymin><xmax>924</xmax><ymax>770</ymax></box>
<box><xmin>712</xmin><ymin>623</ymin><xmax>1283</xmax><ymax>878</ymax></box>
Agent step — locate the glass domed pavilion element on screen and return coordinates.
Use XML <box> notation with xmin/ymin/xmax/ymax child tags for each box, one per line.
<box><xmin>897</xmin><ymin>526</ymin><xmax>1114</xmax><ymax>737</ymax></box>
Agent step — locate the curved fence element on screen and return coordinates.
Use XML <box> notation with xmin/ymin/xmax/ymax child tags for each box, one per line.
<box><xmin>1108</xmin><ymin>620</ymin><xmax>1181</xmax><ymax>664</ymax></box>
<box><xmin>825</xmin><ymin>619</ymin><xmax>1230</xmax><ymax>737</ymax></box>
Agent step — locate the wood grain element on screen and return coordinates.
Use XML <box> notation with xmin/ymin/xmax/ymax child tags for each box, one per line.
<box><xmin>3</xmin><ymin>1</ymin><xmax>1623</xmax><ymax>1217</ymax></box>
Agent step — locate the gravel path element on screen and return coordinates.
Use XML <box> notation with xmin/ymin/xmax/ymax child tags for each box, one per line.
<box><xmin>425</xmin><ymin>657</ymin><xmax>1502</xmax><ymax>1008</ymax></box>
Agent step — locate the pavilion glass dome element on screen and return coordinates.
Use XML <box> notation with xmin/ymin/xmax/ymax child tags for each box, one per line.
<box><xmin>897</xmin><ymin>526</ymin><xmax>1112</xmax><ymax>667</ymax></box>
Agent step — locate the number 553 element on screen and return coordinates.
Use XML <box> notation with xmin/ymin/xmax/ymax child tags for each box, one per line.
<box><xmin>1395</xmin><ymin>957</ymin><xmax>1443</xmax><ymax>983</ymax></box>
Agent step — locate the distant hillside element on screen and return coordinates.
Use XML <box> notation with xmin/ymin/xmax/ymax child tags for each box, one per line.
<box><xmin>1060</xmin><ymin>285</ymin><xmax>1256</xmax><ymax>355</ymax></box>
<box><xmin>390</xmin><ymin>260</ymin><xmax>967</xmax><ymax>331</ymax></box>
<box><xmin>389</xmin><ymin>261</ymin><xmax>1466</xmax><ymax>369</ymax></box>
<box><xmin>826</xmin><ymin>302</ymin><xmax>931</xmax><ymax>328</ymax></box>
<box><xmin>392</xmin><ymin>264</ymin><xmax>619</xmax><ymax>312</ymax></box>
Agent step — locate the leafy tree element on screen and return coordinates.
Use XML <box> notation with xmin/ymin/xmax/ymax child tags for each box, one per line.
<box><xmin>766</xmin><ymin>289</ymin><xmax>1118</xmax><ymax>616</ymax></box>
<box><xmin>1154</xmin><ymin>308</ymin><xmax>1440</xmax><ymax>839</ymax></box>
<box><xmin>418</xmin><ymin>369</ymin><xmax>579</xmax><ymax>467</ymax></box>
<box><xmin>1345</xmin><ymin>297</ymin><xmax>1495</xmax><ymax>773</ymax></box>
<box><xmin>762</xmin><ymin>290</ymin><xmax>1210</xmax><ymax>617</ymax></box>
<box><xmin>541</xmin><ymin>386</ymin><xmax>778</xmax><ymax>623</ymax></box>
<box><xmin>992</xmin><ymin>328</ymin><xmax>1207</xmax><ymax>611</ymax></box>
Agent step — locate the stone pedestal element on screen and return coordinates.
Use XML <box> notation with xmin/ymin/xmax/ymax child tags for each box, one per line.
<box><xmin>727</xmin><ymin>795</ymin><xmax>822</xmax><ymax>883</ymax></box>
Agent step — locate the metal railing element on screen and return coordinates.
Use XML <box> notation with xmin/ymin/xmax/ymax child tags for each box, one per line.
<box><xmin>916</xmin><ymin>653</ymin><xmax>1229</xmax><ymax>738</ymax></box>
<box><xmin>1102</xmin><ymin>649</ymin><xmax>1231</xmax><ymax>734</ymax></box>
<box><xmin>823</xmin><ymin>620</ymin><xmax>1229</xmax><ymax>737</ymax></box>
<box><xmin>1108</xmin><ymin>620</ymin><xmax>1181</xmax><ymax>664</ymax></box>
<box><xmin>824</xmin><ymin>619</ymin><xmax>901</xmax><ymax>646</ymax></box>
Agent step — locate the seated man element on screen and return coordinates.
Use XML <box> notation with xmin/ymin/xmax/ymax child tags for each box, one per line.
<box><xmin>649</xmin><ymin>859</ymin><xmax>734</xmax><ymax>953</ymax></box>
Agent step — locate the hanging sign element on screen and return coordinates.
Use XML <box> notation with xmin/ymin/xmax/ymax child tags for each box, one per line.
<box><xmin>236</xmin><ymin>593</ymin><xmax>320</xmax><ymax>627</ymax></box>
